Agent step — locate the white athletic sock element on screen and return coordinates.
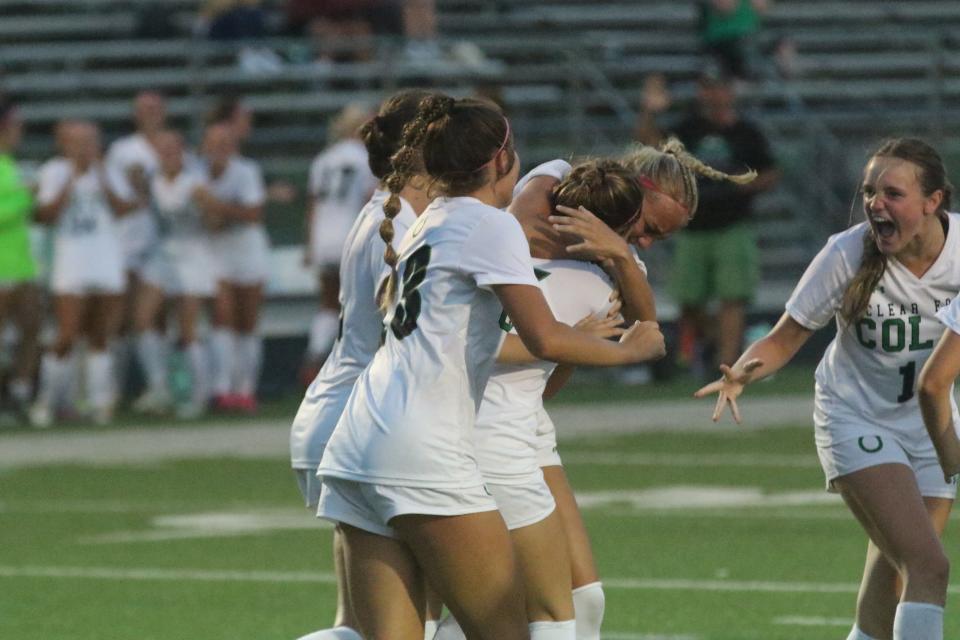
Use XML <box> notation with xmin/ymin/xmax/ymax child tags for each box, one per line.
<box><xmin>136</xmin><ymin>330</ymin><xmax>167</xmax><ymax>394</ymax></box>
<box><xmin>294</xmin><ymin>626</ymin><xmax>363</xmax><ymax>640</ymax></box>
<box><xmin>893</xmin><ymin>602</ymin><xmax>943</xmax><ymax>640</ymax></box>
<box><xmin>235</xmin><ymin>333</ymin><xmax>262</xmax><ymax>396</ymax></box>
<box><xmin>85</xmin><ymin>350</ymin><xmax>115</xmax><ymax>411</ymax></box>
<box><xmin>529</xmin><ymin>620</ymin><xmax>576</xmax><ymax>640</ymax></box>
<box><xmin>37</xmin><ymin>352</ymin><xmax>71</xmax><ymax>408</ymax></box>
<box><xmin>424</xmin><ymin>619</ymin><xmax>439</xmax><ymax>640</ymax></box>
<box><xmin>185</xmin><ymin>342</ymin><xmax>209</xmax><ymax>407</ymax></box>
<box><xmin>433</xmin><ymin>614</ymin><xmax>466</xmax><ymax>640</ymax></box>
<box><xmin>572</xmin><ymin>581</ymin><xmax>605</xmax><ymax>640</ymax></box>
<box><xmin>846</xmin><ymin>624</ymin><xmax>878</xmax><ymax>640</ymax></box>
<box><xmin>210</xmin><ymin>328</ymin><xmax>235</xmax><ymax>396</ymax></box>
<box><xmin>307</xmin><ymin>310</ymin><xmax>340</xmax><ymax>358</ymax></box>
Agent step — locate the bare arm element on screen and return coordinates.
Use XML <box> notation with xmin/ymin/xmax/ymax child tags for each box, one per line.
<box><xmin>694</xmin><ymin>312</ymin><xmax>813</xmax><ymax>423</ymax></box>
<box><xmin>497</xmin><ymin>302</ymin><xmax>626</xmax><ymax>365</ymax></box>
<box><xmin>100</xmin><ymin>168</ymin><xmax>139</xmax><ymax>217</ymax></box>
<box><xmin>494</xmin><ymin>283</ymin><xmax>664</xmax><ymax>366</ymax></box>
<box><xmin>194</xmin><ymin>186</ymin><xmax>263</xmax><ymax>224</ymax></box>
<box><xmin>543</xmin><ymin>365</ymin><xmax>575</xmax><ymax>400</ymax></box>
<box><xmin>34</xmin><ymin>175</ymin><xmax>75</xmax><ymax>224</ymax></box>
<box><xmin>919</xmin><ymin>329</ymin><xmax>960</xmax><ymax>481</ymax></box>
<box><xmin>303</xmin><ymin>203</ymin><xmax>315</xmax><ymax>267</ymax></box>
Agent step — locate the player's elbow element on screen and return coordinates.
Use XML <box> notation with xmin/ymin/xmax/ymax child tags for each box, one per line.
<box><xmin>519</xmin><ymin>325</ymin><xmax>561</xmax><ymax>362</ymax></box>
<box><xmin>918</xmin><ymin>367</ymin><xmax>953</xmax><ymax>401</ymax></box>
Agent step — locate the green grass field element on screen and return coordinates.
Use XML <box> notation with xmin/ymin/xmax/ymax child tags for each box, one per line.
<box><xmin>2</xmin><ymin>375</ymin><xmax>957</xmax><ymax>639</ymax></box>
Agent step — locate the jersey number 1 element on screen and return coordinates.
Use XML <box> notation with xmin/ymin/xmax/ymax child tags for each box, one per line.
<box><xmin>897</xmin><ymin>361</ymin><xmax>916</xmax><ymax>403</ymax></box>
<box><xmin>390</xmin><ymin>245</ymin><xmax>431</xmax><ymax>340</ymax></box>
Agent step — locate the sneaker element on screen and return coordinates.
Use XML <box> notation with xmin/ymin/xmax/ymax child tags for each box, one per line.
<box><xmin>210</xmin><ymin>393</ymin><xmax>237</xmax><ymax>412</ymax></box>
<box><xmin>233</xmin><ymin>394</ymin><xmax>258</xmax><ymax>414</ymax></box>
<box><xmin>132</xmin><ymin>388</ymin><xmax>172</xmax><ymax>414</ymax></box>
<box><xmin>28</xmin><ymin>402</ymin><xmax>53</xmax><ymax>429</ymax></box>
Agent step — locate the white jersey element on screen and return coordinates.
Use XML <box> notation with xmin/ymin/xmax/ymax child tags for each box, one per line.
<box><xmin>512</xmin><ymin>158</ymin><xmax>572</xmax><ymax>196</ymax></box>
<box><xmin>204</xmin><ymin>155</ymin><xmax>269</xmax><ymax>284</ymax></box>
<box><xmin>290</xmin><ymin>189</ymin><xmax>416</xmax><ymax>469</ymax></box>
<box><xmin>141</xmin><ymin>167</ymin><xmax>217</xmax><ymax>296</ymax></box>
<box><xmin>318</xmin><ymin>196</ymin><xmax>540</xmax><ymax>488</ymax></box>
<box><xmin>307</xmin><ymin>139</ymin><xmax>378</xmax><ymax>266</ymax></box>
<box><xmin>106</xmin><ymin>133</ymin><xmax>159</xmax><ymax>267</ymax></box>
<box><xmin>786</xmin><ymin>214</ymin><xmax>960</xmax><ymax>449</ymax></box>
<box><xmin>476</xmin><ymin>258</ymin><xmax>616</xmax><ymax>483</ymax></box>
<box><xmin>37</xmin><ymin>158</ymin><xmax>127</xmax><ymax>292</ymax></box>
<box><xmin>151</xmin><ymin>167</ymin><xmax>208</xmax><ymax>240</ymax></box>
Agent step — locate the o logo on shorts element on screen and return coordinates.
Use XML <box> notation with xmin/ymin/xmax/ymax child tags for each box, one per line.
<box><xmin>858</xmin><ymin>436</ymin><xmax>884</xmax><ymax>453</ymax></box>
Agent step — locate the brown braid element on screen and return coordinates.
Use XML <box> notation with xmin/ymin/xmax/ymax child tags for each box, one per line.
<box><xmin>378</xmin><ymin>95</ymin><xmax>455</xmax><ymax>311</ymax></box>
<box><xmin>839</xmin><ymin>137</ymin><xmax>953</xmax><ymax>324</ymax></box>
<box><xmin>551</xmin><ymin>159</ymin><xmax>645</xmax><ymax>230</ymax></box>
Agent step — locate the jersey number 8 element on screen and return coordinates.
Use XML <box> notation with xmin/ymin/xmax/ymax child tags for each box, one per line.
<box><xmin>390</xmin><ymin>245</ymin><xmax>432</xmax><ymax>340</ymax></box>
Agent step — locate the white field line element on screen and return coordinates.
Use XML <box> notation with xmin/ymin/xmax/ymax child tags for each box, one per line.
<box><xmin>563</xmin><ymin>451</ymin><xmax>817</xmax><ymax>468</ymax></box>
<box><xmin>0</xmin><ymin>565</ymin><xmax>911</xmax><ymax>597</ymax></box>
<box><xmin>603</xmin><ymin>634</ymin><xmax>698</xmax><ymax>640</ymax></box>
<box><xmin>773</xmin><ymin>616</ymin><xmax>851</xmax><ymax>627</ymax></box>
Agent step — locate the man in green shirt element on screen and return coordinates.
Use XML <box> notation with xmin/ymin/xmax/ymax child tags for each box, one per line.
<box><xmin>0</xmin><ymin>97</ymin><xmax>42</xmax><ymax>421</ymax></box>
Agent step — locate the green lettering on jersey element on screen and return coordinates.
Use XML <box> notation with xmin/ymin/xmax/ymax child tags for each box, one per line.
<box><xmin>499</xmin><ymin>268</ymin><xmax>552</xmax><ymax>332</ymax></box>
<box><xmin>855</xmin><ymin>318</ymin><xmax>877</xmax><ymax>349</ymax></box>
<box><xmin>881</xmin><ymin>318</ymin><xmax>905</xmax><ymax>352</ymax></box>
<box><xmin>908</xmin><ymin>315</ymin><xmax>934</xmax><ymax>351</ymax></box>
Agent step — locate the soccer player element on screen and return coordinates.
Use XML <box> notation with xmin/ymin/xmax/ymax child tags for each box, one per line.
<box><xmin>0</xmin><ymin>97</ymin><xmax>42</xmax><ymax>420</ymax></box>
<box><xmin>696</xmin><ymin>138</ymin><xmax>957</xmax><ymax>640</ymax></box>
<box><xmin>196</xmin><ymin>122</ymin><xmax>268</xmax><ymax>413</ymax></box>
<box><xmin>435</xmin><ymin>143</ymin><xmax>755</xmax><ymax>640</ymax></box>
<box><xmin>301</xmin><ymin>103</ymin><xmax>378</xmax><ymax>380</ymax></box>
<box><xmin>105</xmin><ymin>91</ymin><xmax>166</xmax><ymax>397</ymax></box>
<box><xmin>132</xmin><ymin>130</ymin><xmax>216</xmax><ymax>418</ymax></box>
<box><xmin>32</xmin><ymin>121</ymin><xmax>137</xmax><ymax>426</ymax></box>
<box><xmin>315</xmin><ymin>95</ymin><xmax>665</xmax><ymax>640</ymax></box>
<box><xmin>290</xmin><ymin>88</ymin><xmax>435</xmax><ymax>640</ymax></box>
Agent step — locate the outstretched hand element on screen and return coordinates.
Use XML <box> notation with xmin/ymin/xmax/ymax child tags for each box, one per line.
<box><xmin>693</xmin><ymin>359</ymin><xmax>764</xmax><ymax>424</ymax></box>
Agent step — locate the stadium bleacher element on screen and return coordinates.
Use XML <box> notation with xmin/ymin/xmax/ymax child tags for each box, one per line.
<box><xmin>5</xmin><ymin>0</ymin><xmax>960</xmax><ymax>324</ymax></box>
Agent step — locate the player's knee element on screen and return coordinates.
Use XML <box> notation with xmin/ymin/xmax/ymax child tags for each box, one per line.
<box><xmin>571</xmin><ymin>581</ymin><xmax>604</xmax><ymax>640</ymax></box>
<box><xmin>905</xmin><ymin>546</ymin><xmax>950</xmax><ymax>592</ymax></box>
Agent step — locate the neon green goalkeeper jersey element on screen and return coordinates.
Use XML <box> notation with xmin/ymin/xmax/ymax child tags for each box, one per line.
<box><xmin>0</xmin><ymin>153</ymin><xmax>37</xmax><ymax>281</ymax></box>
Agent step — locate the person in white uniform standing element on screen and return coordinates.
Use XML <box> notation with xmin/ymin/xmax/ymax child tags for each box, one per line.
<box><xmin>696</xmin><ymin>138</ymin><xmax>958</xmax><ymax>640</ymax></box>
<box><xmin>31</xmin><ymin>120</ymin><xmax>137</xmax><ymax>426</ymax></box>
<box><xmin>196</xmin><ymin>122</ymin><xmax>268</xmax><ymax>413</ymax></box>
<box><xmin>105</xmin><ymin>91</ymin><xmax>166</xmax><ymax>397</ymax></box>
<box><xmin>435</xmin><ymin>144</ymin><xmax>755</xmax><ymax>640</ymax></box>
<box><xmin>132</xmin><ymin>130</ymin><xmax>217</xmax><ymax>418</ymax></box>
<box><xmin>290</xmin><ymin>89</ymin><xmax>435</xmax><ymax>640</ymax></box>
<box><xmin>315</xmin><ymin>95</ymin><xmax>666</xmax><ymax>640</ymax></box>
<box><xmin>301</xmin><ymin>103</ymin><xmax>379</xmax><ymax>380</ymax></box>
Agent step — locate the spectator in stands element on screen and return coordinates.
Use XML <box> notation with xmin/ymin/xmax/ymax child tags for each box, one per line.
<box><xmin>697</xmin><ymin>0</ymin><xmax>768</xmax><ymax>80</ymax></box>
<box><xmin>196</xmin><ymin>122</ymin><xmax>268</xmax><ymax>414</ymax></box>
<box><xmin>198</xmin><ymin>0</ymin><xmax>267</xmax><ymax>40</ymax></box>
<box><xmin>31</xmin><ymin>121</ymin><xmax>137</xmax><ymax>427</ymax></box>
<box><xmin>0</xmin><ymin>98</ymin><xmax>42</xmax><ymax>423</ymax></box>
<box><xmin>301</xmin><ymin>103</ymin><xmax>377</xmax><ymax>382</ymax></box>
<box><xmin>106</xmin><ymin>90</ymin><xmax>166</xmax><ymax>403</ymax></box>
<box><xmin>285</xmin><ymin>0</ymin><xmax>403</xmax><ymax>63</ymax></box>
<box><xmin>636</xmin><ymin>67</ymin><xmax>779</xmax><ymax>376</ymax></box>
<box><xmin>132</xmin><ymin>130</ymin><xmax>216</xmax><ymax>419</ymax></box>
